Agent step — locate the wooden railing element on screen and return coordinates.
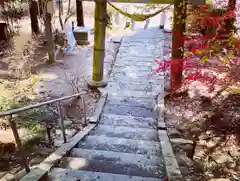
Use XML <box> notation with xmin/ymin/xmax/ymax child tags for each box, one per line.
<box><xmin>0</xmin><ymin>92</ymin><xmax>86</xmax><ymax>173</ymax></box>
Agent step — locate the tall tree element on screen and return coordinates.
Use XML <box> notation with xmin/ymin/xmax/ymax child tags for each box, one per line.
<box><xmin>44</xmin><ymin>0</ymin><xmax>55</xmax><ymax>64</ymax></box>
<box><xmin>29</xmin><ymin>0</ymin><xmax>40</xmax><ymax>34</ymax></box>
<box><xmin>76</xmin><ymin>0</ymin><xmax>84</xmax><ymax>26</ymax></box>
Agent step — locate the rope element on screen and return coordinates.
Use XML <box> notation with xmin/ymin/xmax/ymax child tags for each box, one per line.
<box><xmin>108</xmin><ymin>3</ymin><xmax>172</xmax><ymax>22</ymax></box>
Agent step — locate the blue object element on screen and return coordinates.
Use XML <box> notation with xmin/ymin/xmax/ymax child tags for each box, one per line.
<box><xmin>63</xmin><ymin>22</ymin><xmax>76</xmax><ymax>53</ymax></box>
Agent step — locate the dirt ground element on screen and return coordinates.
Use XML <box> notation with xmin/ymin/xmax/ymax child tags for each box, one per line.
<box><xmin>0</xmin><ymin>2</ymin><xmax>123</xmax><ymax>178</ymax></box>
<box><xmin>163</xmin><ymin>35</ymin><xmax>240</xmax><ymax>180</ymax></box>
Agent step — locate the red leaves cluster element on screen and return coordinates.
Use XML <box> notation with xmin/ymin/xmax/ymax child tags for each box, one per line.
<box><xmin>154</xmin><ymin>4</ymin><xmax>239</xmax><ymax>92</ymax></box>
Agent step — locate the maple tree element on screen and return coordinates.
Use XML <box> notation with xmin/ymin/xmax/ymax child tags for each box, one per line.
<box><xmin>155</xmin><ymin>2</ymin><xmax>240</xmax><ymax>95</ymax></box>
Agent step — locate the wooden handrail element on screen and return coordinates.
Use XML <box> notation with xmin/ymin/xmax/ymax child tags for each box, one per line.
<box><xmin>0</xmin><ymin>92</ymin><xmax>86</xmax><ymax>117</ymax></box>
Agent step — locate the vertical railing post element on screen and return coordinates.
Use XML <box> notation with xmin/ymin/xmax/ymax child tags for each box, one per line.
<box><xmin>57</xmin><ymin>101</ymin><xmax>67</xmax><ymax>143</ymax></box>
<box><xmin>81</xmin><ymin>96</ymin><xmax>87</xmax><ymax>126</ymax></box>
<box><xmin>8</xmin><ymin>115</ymin><xmax>30</xmax><ymax>173</ymax></box>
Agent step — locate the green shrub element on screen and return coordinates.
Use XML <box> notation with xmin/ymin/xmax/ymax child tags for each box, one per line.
<box><xmin>0</xmin><ymin>96</ymin><xmax>22</xmax><ymax>111</ymax></box>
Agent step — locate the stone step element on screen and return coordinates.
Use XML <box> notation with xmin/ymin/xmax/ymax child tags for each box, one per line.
<box><xmin>116</xmin><ymin>56</ymin><xmax>156</xmax><ymax>62</ymax></box>
<box><xmin>59</xmin><ymin>150</ymin><xmax>165</xmax><ymax>178</ymax></box>
<box><xmin>110</xmin><ymin>72</ymin><xmax>163</xmax><ymax>81</ymax></box>
<box><xmin>109</xmin><ymin>76</ymin><xmax>162</xmax><ymax>85</ymax></box>
<box><xmin>77</xmin><ymin>135</ymin><xmax>161</xmax><ymax>155</ymax></box>
<box><xmin>107</xmin><ymin>89</ymin><xmax>156</xmax><ymax>98</ymax></box>
<box><xmin>107</xmin><ymin>82</ymin><xmax>162</xmax><ymax>93</ymax></box>
<box><xmin>103</xmin><ymin>104</ymin><xmax>156</xmax><ymax>118</ymax></box>
<box><xmin>110</xmin><ymin>74</ymin><xmax>164</xmax><ymax>84</ymax></box>
<box><xmin>106</xmin><ymin>95</ymin><xmax>154</xmax><ymax>108</ymax></box>
<box><xmin>114</xmin><ymin>60</ymin><xmax>155</xmax><ymax>67</ymax></box>
<box><xmin>50</xmin><ymin>168</ymin><xmax>163</xmax><ymax>181</ymax></box>
<box><xmin>107</xmin><ymin>89</ymin><xmax>157</xmax><ymax>99</ymax></box>
<box><xmin>99</xmin><ymin>114</ymin><xmax>156</xmax><ymax>128</ymax></box>
<box><xmin>70</xmin><ymin>148</ymin><xmax>163</xmax><ymax>166</ymax></box>
<box><xmin>89</xmin><ymin>125</ymin><xmax>159</xmax><ymax>141</ymax></box>
<box><xmin>112</xmin><ymin>65</ymin><xmax>153</xmax><ymax>73</ymax></box>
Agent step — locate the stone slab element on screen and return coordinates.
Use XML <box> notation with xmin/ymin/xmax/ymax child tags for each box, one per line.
<box><xmin>90</xmin><ymin>125</ymin><xmax>159</xmax><ymax>141</ymax></box>
<box><xmin>110</xmin><ymin>73</ymin><xmax>164</xmax><ymax>83</ymax></box>
<box><xmin>107</xmin><ymin>89</ymin><xmax>157</xmax><ymax>99</ymax></box>
<box><xmin>114</xmin><ymin>60</ymin><xmax>155</xmax><ymax>67</ymax></box>
<box><xmin>50</xmin><ymin>168</ymin><xmax>163</xmax><ymax>181</ymax></box>
<box><xmin>158</xmin><ymin>130</ymin><xmax>182</xmax><ymax>181</ymax></box>
<box><xmin>106</xmin><ymin>96</ymin><xmax>154</xmax><ymax>108</ymax></box>
<box><xmin>61</xmin><ymin>156</ymin><xmax>165</xmax><ymax>178</ymax></box>
<box><xmin>109</xmin><ymin>77</ymin><xmax>163</xmax><ymax>85</ymax></box>
<box><xmin>112</xmin><ymin>65</ymin><xmax>153</xmax><ymax>73</ymax></box>
<box><xmin>78</xmin><ymin>135</ymin><xmax>161</xmax><ymax>155</ymax></box>
<box><xmin>99</xmin><ymin>114</ymin><xmax>156</xmax><ymax>128</ymax></box>
<box><xmin>107</xmin><ymin>82</ymin><xmax>163</xmax><ymax>93</ymax></box>
<box><xmin>88</xmin><ymin>92</ymin><xmax>108</xmax><ymax>123</ymax></box>
<box><xmin>70</xmin><ymin>148</ymin><xmax>163</xmax><ymax>166</ymax></box>
<box><xmin>103</xmin><ymin>104</ymin><xmax>156</xmax><ymax>118</ymax></box>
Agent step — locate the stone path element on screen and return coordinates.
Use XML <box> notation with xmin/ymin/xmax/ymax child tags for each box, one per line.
<box><xmin>49</xmin><ymin>28</ymin><xmax>166</xmax><ymax>181</ymax></box>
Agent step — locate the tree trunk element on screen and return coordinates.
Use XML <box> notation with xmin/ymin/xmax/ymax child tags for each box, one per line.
<box><xmin>29</xmin><ymin>0</ymin><xmax>40</xmax><ymax>34</ymax></box>
<box><xmin>38</xmin><ymin>0</ymin><xmax>44</xmax><ymax>16</ymax></box>
<box><xmin>226</xmin><ymin>0</ymin><xmax>236</xmax><ymax>37</ymax></box>
<box><xmin>44</xmin><ymin>3</ymin><xmax>56</xmax><ymax>64</ymax></box>
<box><xmin>58</xmin><ymin>0</ymin><xmax>64</xmax><ymax>29</ymax></box>
<box><xmin>171</xmin><ymin>0</ymin><xmax>187</xmax><ymax>91</ymax></box>
<box><xmin>76</xmin><ymin>0</ymin><xmax>84</xmax><ymax>26</ymax></box>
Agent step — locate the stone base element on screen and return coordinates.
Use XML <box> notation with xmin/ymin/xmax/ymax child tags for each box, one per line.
<box><xmin>87</xmin><ymin>78</ymin><xmax>108</xmax><ymax>89</ymax></box>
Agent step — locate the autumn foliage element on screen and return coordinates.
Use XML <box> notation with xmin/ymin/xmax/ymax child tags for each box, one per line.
<box><xmin>155</xmin><ymin>4</ymin><xmax>240</xmax><ymax>94</ymax></box>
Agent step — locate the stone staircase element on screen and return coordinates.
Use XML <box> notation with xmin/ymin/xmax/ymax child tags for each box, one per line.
<box><xmin>49</xmin><ymin>115</ymin><xmax>166</xmax><ymax>181</ymax></box>
<box><xmin>47</xmin><ymin>28</ymin><xmax>166</xmax><ymax>181</ymax></box>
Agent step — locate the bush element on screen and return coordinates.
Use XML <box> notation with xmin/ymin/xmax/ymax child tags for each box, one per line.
<box><xmin>0</xmin><ymin>0</ymin><xmax>25</xmax><ymax>35</ymax></box>
<box><xmin>0</xmin><ymin>96</ymin><xmax>22</xmax><ymax>111</ymax></box>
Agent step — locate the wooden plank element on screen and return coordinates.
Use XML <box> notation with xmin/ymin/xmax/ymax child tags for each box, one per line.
<box><xmin>79</xmin><ymin>0</ymin><xmax>174</xmax><ymax>4</ymax></box>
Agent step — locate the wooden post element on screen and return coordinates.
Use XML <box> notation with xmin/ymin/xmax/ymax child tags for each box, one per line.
<box><xmin>45</xmin><ymin>0</ymin><xmax>56</xmax><ymax>64</ymax></box>
<box><xmin>88</xmin><ymin>0</ymin><xmax>107</xmax><ymax>88</ymax></box>
<box><xmin>76</xmin><ymin>0</ymin><xmax>84</xmax><ymax>26</ymax></box>
<box><xmin>171</xmin><ymin>0</ymin><xmax>187</xmax><ymax>91</ymax></box>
